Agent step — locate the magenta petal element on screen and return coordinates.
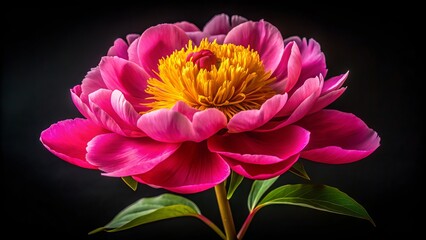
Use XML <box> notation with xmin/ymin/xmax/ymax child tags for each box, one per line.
<box><xmin>186</xmin><ymin>31</ymin><xmax>210</xmax><ymax>45</ymax></box>
<box><xmin>89</xmin><ymin>89</ymin><xmax>144</xmax><ymax>137</ymax></box>
<box><xmin>40</xmin><ymin>118</ymin><xmax>107</xmax><ymax>169</ymax></box>
<box><xmin>322</xmin><ymin>71</ymin><xmax>348</xmax><ymax>94</ymax></box>
<box><xmin>174</xmin><ymin>21</ymin><xmax>200</xmax><ymax>32</ymax></box>
<box><xmin>231</xmin><ymin>15</ymin><xmax>248</xmax><ymax>28</ymax></box>
<box><xmin>298</xmin><ymin>110</ymin><xmax>380</xmax><ymax>164</ymax></box>
<box><xmin>285</xmin><ymin>37</ymin><xmax>327</xmax><ymax>81</ymax></box>
<box><xmin>80</xmin><ymin>67</ymin><xmax>106</xmax><ymax>103</ymax></box>
<box><xmin>133</xmin><ymin>141</ymin><xmax>230</xmax><ymax>194</ymax></box>
<box><xmin>309</xmin><ymin>87</ymin><xmax>346</xmax><ymax>114</ymax></box>
<box><xmin>208</xmin><ymin>125</ymin><xmax>310</xmax><ymax>164</ymax></box>
<box><xmin>70</xmin><ymin>87</ymin><xmax>97</xmax><ymax>122</ymax></box>
<box><xmin>126</xmin><ymin>34</ymin><xmax>140</xmax><ymax>44</ymax></box>
<box><xmin>203</xmin><ymin>13</ymin><xmax>231</xmax><ymax>35</ymax></box>
<box><xmin>138</xmin><ymin>105</ymin><xmax>227</xmax><ymax>143</ymax></box>
<box><xmin>100</xmin><ymin>56</ymin><xmax>150</xmax><ymax>99</ymax></box>
<box><xmin>107</xmin><ymin>38</ymin><xmax>129</xmax><ymax>59</ymax></box>
<box><xmin>271</xmin><ymin>41</ymin><xmax>302</xmax><ymax>93</ymax></box>
<box><xmin>278</xmin><ymin>76</ymin><xmax>323</xmax><ymax>117</ymax></box>
<box><xmin>128</xmin><ymin>24</ymin><xmax>189</xmax><ymax>76</ymax></box>
<box><xmin>227</xmin><ymin>94</ymin><xmax>288</xmax><ymax>133</ymax></box>
<box><xmin>225</xmin><ymin>154</ymin><xmax>299</xmax><ymax>179</ymax></box>
<box><xmin>86</xmin><ymin>133</ymin><xmax>180</xmax><ymax>177</ymax></box>
<box><xmin>260</xmin><ymin>76</ymin><xmax>323</xmax><ymax>132</ymax></box>
<box><xmin>224</xmin><ymin>20</ymin><xmax>284</xmax><ymax>72</ymax></box>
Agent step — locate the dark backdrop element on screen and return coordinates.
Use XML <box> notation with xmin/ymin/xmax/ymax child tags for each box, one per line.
<box><xmin>2</xmin><ymin>2</ymin><xmax>422</xmax><ymax>239</ymax></box>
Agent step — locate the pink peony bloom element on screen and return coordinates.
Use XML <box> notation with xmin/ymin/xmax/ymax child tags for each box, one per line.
<box><xmin>40</xmin><ymin>14</ymin><xmax>380</xmax><ymax>194</ymax></box>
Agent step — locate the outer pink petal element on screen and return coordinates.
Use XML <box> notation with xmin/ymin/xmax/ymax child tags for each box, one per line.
<box><xmin>89</xmin><ymin>89</ymin><xmax>144</xmax><ymax>137</ymax></box>
<box><xmin>126</xmin><ymin>34</ymin><xmax>140</xmax><ymax>44</ymax></box>
<box><xmin>260</xmin><ymin>76</ymin><xmax>323</xmax><ymax>132</ymax></box>
<box><xmin>100</xmin><ymin>56</ymin><xmax>150</xmax><ymax>99</ymax></box>
<box><xmin>297</xmin><ymin>110</ymin><xmax>380</xmax><ymax>164</ymax></box>
<box><xmin>80</xmin><ymin>67</ymin><xmax>106</xmax><ymax>103</ymax></box>
<box><xmin>227</xmin><ymin>94</ymin><xmax>288</xmax><ymax>133</ymax></box>
<box><xmin>322</xmin><ymin>71</ymin><xmax>348</xmax><ymax>94</ymax></box>
<box><xmin>285</xmin><ymin>37</ymin><xmax>327</xmax><ymax>81</ymax></box>
<box><xmin>128</xmin><ymin>24</ymin><xmax>189</xmax><ymax>76</ymax></box>
<box><xmin>231</xmin><ymin>15</ymin><xmax>248</xmax><ymax>28</ymax></box>
<box><xmin>107</xmin><ymin>38</ymin><xmax>129</xmax><ymax>59</ymax></box>
<box><xmin>224</xmin><ymin>20</ymin><xmax>284</xmax><ymax>72</ymax></box>
<box><xmin>271</xmin><ymin>41</ymin><xmax>302</xmax><ymax>93</ymax></box>
<box><xmin>208</xmin><ymin>125</ymin><xmax>310</xmax><ymax>164</ymax></box>
<box><xmin>203</xmin><ymin>13</ymin><xmax>231</xmax><ymax>35</ymax></box>
<box><xmin>133</xmin><ymin>141</ymin><xmax>230</xmax><ymax>194</ymax></box>
<box><xmin>137</xmin><ymin>104</ymin><xmax>227</xmax><ymax>143</ymax></box>
<box><xmin>224</xmin><ymin>154</ymin><xmax>299</xmax><ymax>179</ymax></box>
<box><xmin>40</xmin><ymin>118</ymin><xmax>107</xmax><ymax>169</ymax></box>
<box><xmin>70</xmin><ymin>86</ymin><xmax>97</xmax><ymax>122</ymax></box>
<box><xmin>174</xmin><ymin>21</ymin><xmax>200</xmax><ymax>32</ymax></box>
<box><xmin>86</xmin><ymin>133</ymin><xmax>180</xmax><ymax>176</ymax></box>
<box><xmin>309</xmin><ymin>87</ymin><xmax>346</xmax><ymax>114</ymax></box>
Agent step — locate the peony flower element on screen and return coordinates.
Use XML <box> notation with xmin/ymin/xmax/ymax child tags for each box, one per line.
<box><xmin>40</xmin><ymin>13</ymin><xmax>380</xmax><ymax>195</ymax></box>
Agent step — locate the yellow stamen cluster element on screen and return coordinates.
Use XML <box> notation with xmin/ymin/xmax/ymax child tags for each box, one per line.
<box><xmin>144</xmin><ymin>39</ymin><xmax>276</xmax><ymax>119</ymax></box>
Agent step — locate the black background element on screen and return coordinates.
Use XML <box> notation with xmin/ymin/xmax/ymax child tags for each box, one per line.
<box><xmin>2</xmin><ymin>2</ymin><xmax>422</xmax><ymax>239</ymax></box>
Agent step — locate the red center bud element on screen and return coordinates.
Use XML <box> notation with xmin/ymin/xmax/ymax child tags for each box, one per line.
<box><xmin>186</xmin><ymin>49</ymin><xmax>218</xmax><ymax>70</ymax></box>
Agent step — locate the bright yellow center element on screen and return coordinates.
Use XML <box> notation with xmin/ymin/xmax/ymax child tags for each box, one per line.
<box><xmin>144</xmin><ymin>39</ymin><xmax>276</xmax><ymax>119</ymax></box>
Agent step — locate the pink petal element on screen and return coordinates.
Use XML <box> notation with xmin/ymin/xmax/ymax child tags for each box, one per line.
<box><xmin>174</xmin><ymin>21</ymin><xmax>200</xmax><ymax>32</ymax></box>
<box><xmin>86</xmin><ymin>133</ymin><xmax>180</xmax><ymax>176</ymax></box>
<box><xmin>126</xmin><ymin>34</ymin><xmax>140</xmax><ymax>45</ymax></box>
<box><xmin>227</xmin><ymin>94</ymin><xmax>288</xmax><ymax>133</ymax></box>
<box><xmin>137</xmin><ymin>104</ymin><xmax>227</xmax><ymax>143</ymax></box>
<box><xmin>100</xmin><ymin>56</ymin><xmax>150</xmax><ymax>100</ymax></box>
<box><xmin>40</xmin><ymin>118</ymin><xmax>107</xmax><ymax>169</ymax></box>
<box><xmin>128</xmin><ymin>24</ymin><xmax>189</xmax><ymax>76</ymax></box>
<box><xmin>260</xmin><ymin>76</ymin><xmax>323</xmax><ymax>132</ymax></box>
<box><xmin>89</xmin><ymin>89</ymin><xmax>144</xmax><ymax>137</ymax></box>
<box><xmin>208</xmin><ymin>125</ymin><xmax>310</xmax><ymax>165</ymax></box>
<box><xmin>225</xmin><ymin>154</ymin><xmax>299</xmax><ymax>180</ymax></box>
<box><xmin>322</xmin><ymin>71</ymin><xmax>348</xmax><ymax>94</ymax></box>
<box><xmin>186</xmin><ymin>31</ymin><xmax>210</xmax><ymax>45</ymax></box>
<box><xmin>107</xmin><ymin>38</ymin><xmax>129</xmax><ymax>59</ymax></box>
<box><xmin>133</xmin><ymin>141</ymin><xmax>230</xmax><ymax>194</ymax></box>
<box><xmin>297</xmin><ymin>110</ymin><xmax>380</xmax><ymax>164</ymax></box>
<box><xmin>231</xmin><ymin>15</ymin><xmax>248</xmax><ymax>28</ymax></box>
<box><xmin>224</xmin><ymin>20</ymin><xmax>284</xmax><ymax>72</ymax></box>
<box><xmin>285</xmin><ymin>37</ymin><xmax>327</xmax><ymax>81</ymax></box>
<box><xmin>278</xmin><ymin>76</ymin><xmax>323</xmax><ymax>117</ymax></box>
<box><xmin>309</xmin><ymin>87</ymin><xmax>346</xmax><ymax>114</ymax></box>
<box><xmin>80</xmin><ymin>67</ymin><xmax>106</xmax><ymax>103</ymax></box>
<box><xmin>70</xmin><ymin>86</ymin><xmax>97</xmax><ymax>122</ymax></box>
<box><xmin>203</xmin><ymin>13</ymin><xmax>231</xmax><ymax>35</ymax></box>
<box><xmin>271</xmin><ymin>41</ymin><xmax>302</xmax><ymax>93</ymax></box>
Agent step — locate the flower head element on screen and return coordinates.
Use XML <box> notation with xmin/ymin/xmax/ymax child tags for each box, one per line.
<box><xmin>40</xmin><ymin>13</ymin><xmax>380</xmax><ymax>194</ymax></box>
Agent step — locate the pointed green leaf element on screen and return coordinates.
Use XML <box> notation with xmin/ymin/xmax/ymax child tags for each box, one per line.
<box><xmin>247</xmin><ymin>176</ymin><xmax>279</xmax><ymax>211</ymax></box>
<box><xmin>89</xmin><ymin>193</ymin><xmax>201</xmax><ymax>234</ymax></box>
<box><xmin>258</xmin><ymin>184</ymin><xmax>375</xmax><ymax>226</ymax></box>
<box><xmin>289</xmin><ymin>161</ymin><xmax>310</xmax><ymax>180</ymax></box>
<box><xmin>121</xmin><ymin>177</ymin><xmax>138</xmax><ymax>191</ymax></box>
<box><xmin>227</xmin><ymin>171</ymin><xmax>244</xmax><ymax>200</ymax></box>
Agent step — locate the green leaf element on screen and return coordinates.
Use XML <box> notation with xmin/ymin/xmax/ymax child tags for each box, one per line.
<box><xmin>227</xmin><ymin>171</ymin><xmax>244</xmax><ymax>199</ymax></box>
<box><xmin>89</xmin><ymin>193</ymin><xmax>201</xmax><ymax>234</ymax></box>
<box><xmin>258</xmin><ymin>184</ymin><xmax>375</xmax><ymax>226</ymax></box>
<box><xmin>121</xmin><ymin>177</ymin><xmax>138</xmax><ymax>191</ymax></box>
<box><xmin>289</xmin><ymin>161</ymin><xmax>310</xmax><ymax>180</ymax></box>
<box><xmin>247</xmin><ymin>176</ymin><xmax>279</xmax><ymax>211</ymax></box>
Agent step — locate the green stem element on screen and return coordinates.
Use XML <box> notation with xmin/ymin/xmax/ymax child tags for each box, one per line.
<box><xmin>197</xmin><ymin>214</ymin><xmax>226</xmax><ymax>240</ymax></box>
<box><xmin>237</xmin><ymin>207</ymin><xmax>260</xmax><ymax>240</ymax></box>
<box><xmin>214</xmin><ymin>181</ymin><xmax>237</xmax><ymax>240</ymax></box>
